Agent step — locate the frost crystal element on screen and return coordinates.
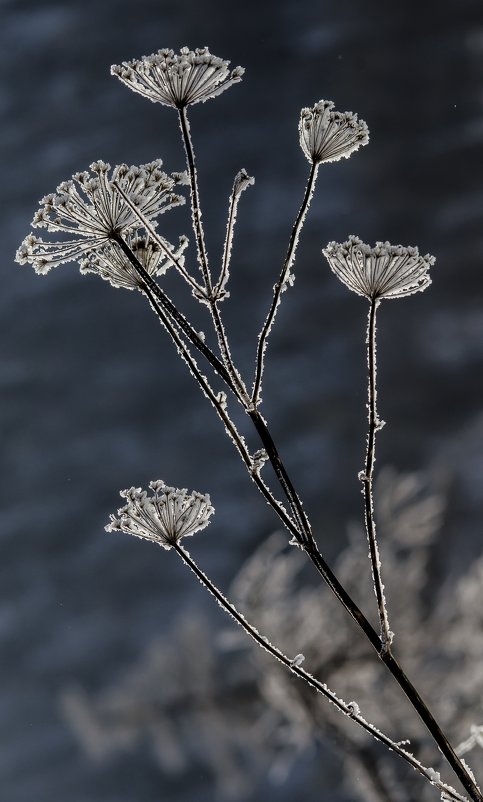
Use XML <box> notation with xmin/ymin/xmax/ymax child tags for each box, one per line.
<box><xmin>80</xmin><ymin>233</ymin><xmax>188</xmax><ymax>291</ymax></box>
<box><xmin>299</xmin><ymin>100</ymin><xmax>369</xmax><ymax>164</ymax></box>
<box><xmin>15</xmin><ymin>161</ymin><xmax>186</xmax><ymax>274</ymax></box>
<box><xmin>111</xmin><ymin>46</ymin><xmax>244</xmax><ymax>109</ymax></box>
<box><xmin>323</xmin><ymin>236</ymin><xmax>434</xmax><ymax>300</ymax></box>
<box><xmin>106</xmin><ymin>481</ymin><xmax>214</xmax><ymax>549</ymax></box>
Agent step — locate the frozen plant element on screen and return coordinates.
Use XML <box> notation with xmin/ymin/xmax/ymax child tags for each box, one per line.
<box><xmin>16</xmin><ymin>46</ymin><xmax>482</xmax><ymax>802</ymax></box>
<box><xmin>61</xmin><ymin>468</ymin><xmax>483</xmax><ymax>801</ymax></box>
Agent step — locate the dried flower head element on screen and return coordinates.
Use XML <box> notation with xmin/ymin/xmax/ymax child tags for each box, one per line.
<box><xmin>106</xmin><ymin>481</ymin><xmax>214</xmax><ymax>549</ymax></box>
<box><xmin>15</xmin><ymin>160</ymin><xmax>187</xmax><ymax>274</ymax></box>
<box><xmin>323</xmin><ymin>236</ymin><xmax>435</xmax><ymax>300</ymax></box>
<box><xmin>111</xmin><ymin>46</ymin><xmax>244</xmax><ymax>109</ymax></box>
<box><xmin>299</xmin><ymin>100</ymin><xmax>369</xmax><ymax>164</ymax></box>
<box><xmin>79</xmin><ymin>232</ymin><xmax>189</xmax><ymax>290</ymax></box>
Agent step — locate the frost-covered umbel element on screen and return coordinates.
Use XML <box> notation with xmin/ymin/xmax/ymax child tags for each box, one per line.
<box><xmin>299</xmin><ymin>100</ymin><xmax>369</xmax><ymax>164</ymax></box>
<box><xmin>111</xmin><ymin>47</ymin><xmax>244</xmax><ymax>109</ymax></box>
<box><xmin>15</xmin><ymin>160</ymin><xmax>186</xmax><ymax>274</ymax></box>
<box><xmin>106</xmin><ymin>481</ymin><xmax>215</xmax><ymax>549</ymax></box>
<box><xmin>80</xmin><ymin>233</ymin><xmax>189</xmax><ymax>291</ymax></box>
<box><xmin>323</xmin><ymin>236</ymin><xmax>435</xmax><ymax>300</ymax></box>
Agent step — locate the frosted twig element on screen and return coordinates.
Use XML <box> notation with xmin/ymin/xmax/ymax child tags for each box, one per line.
<box><xmin>116</xmin><ymin>234</ymin><xmax>483</xmax><ymax>802</ymax></box>
<box><xmin>178</xmin><ymin>106</ymin><xmax>250</xmax><ymax>406</ymax></box>
<box><xmin>360</xmin><ymin>297</ymin><xmax>393</xmax><ymax>650</ymax></box>
<box><xmin>178</xmin><ymin>105</ymin><xmax>213</xmax><ymax>292</ymax></box>
<box><xmin>252</xmin><ymin>161</ymin><xmax>319</xmax><ymax>405</ymax></box>
<box><xmin>215</xmin><ymin>168</ymin><xmax>254</xmax><ymax>300</ymax></box>
<box><xmin>172</xmin><ymin>543</ymin><xmax>470</xmax><ymax>802</ymax></box>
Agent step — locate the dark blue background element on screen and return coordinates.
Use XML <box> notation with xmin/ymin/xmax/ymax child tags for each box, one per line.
<box><xmin>2</xmin><ymin>0</ymin><xmax>483</xmax><ymax>799</ymax></box>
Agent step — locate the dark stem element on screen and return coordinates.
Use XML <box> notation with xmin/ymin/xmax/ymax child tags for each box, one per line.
<box><xmin>115</xmin><ymin>243</ymin><xmax>482</xmax><ymax>802</ymax></box>
<box><xmin>178</xmin><ymin>105</ymin><xmax>212</xmax><ymax>292</ymax></box>
<box><xmin>362</xmin><ymin>298</ymin><xmax>392</xmax><ymax>649</ymax></box>
<box><xmin>252</xmin><ymin>160</ymin><xmax>319</xmax><ymax>405</ymax></box>
<box><xmin>173</xmin><ymin>543</ymin><xmax>469</xmax><ymax>802</ymax></box>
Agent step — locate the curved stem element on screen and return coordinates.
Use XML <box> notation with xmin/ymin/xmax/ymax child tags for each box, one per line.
<box><xmin>173</xmin><ymin>543</ymin><xmax>469</xmax><ymax>802</ymax></box>
<box><xmin>361</xmin><ymin>298</ymin><xmax>392</xmax><ymax>650</ymax></box>
<box><xmin>252</xmin><ymin>161</ymin><xmax>319</xmax><ymax>405</ymax></box>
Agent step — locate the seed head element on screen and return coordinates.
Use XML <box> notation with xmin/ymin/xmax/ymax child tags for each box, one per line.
<box><xmin>15</xmin><ymin>161</ymin><xmax>186</xmax><ymax>274</ymax></box>
<box><xmin>111</xmin><ymin>46</ymin><xmax>244</xmax><ymax>109</ymax></box>
<box><xmin>323</xmin><ymin>236</ymin><xmax>435</xmax><ymax>300</ymax></box>
<box><xmin>106</xmin><ymin>481</ymin><xmax>214</xmax><ymax>549</ymax></box>
<box><xmin>299</xmin><ymin>100</ymin><xmax>369</xmax><ymax>164</ymax></box>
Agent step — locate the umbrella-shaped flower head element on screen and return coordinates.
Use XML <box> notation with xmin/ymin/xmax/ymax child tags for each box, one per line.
<box><xmin>106</xmin><ymin>481</ymin><xmax>215</xmax><ymax>549</ymax></box>
<box><xmin>111</xmin><ymin>46</ymin><xmax>244</xmax><ymax>109</ymax></box>
<box><xmin>15</xmin><ymin>160</ymin><xmax>187</xmax><ymax>274</ymax></box>
<box><xmin>299</xmin><ymin>100</ymin><xmax>369</xmax><ymax>164</ymax></box>
<box><xmin>323</xmin><ymin>236</ymin><xmax>435</xmax><ymax>300</ymax></box>
<box><xmin>79</xmin><ymin>232</ymin><xmax>189</xmax><ymax>291</ymax></box>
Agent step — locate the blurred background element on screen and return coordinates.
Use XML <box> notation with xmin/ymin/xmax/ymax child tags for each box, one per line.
<box><xmin>2</xmin><ymin>0</ymin><xmax>483</xmax><ymax>800</ymax></box>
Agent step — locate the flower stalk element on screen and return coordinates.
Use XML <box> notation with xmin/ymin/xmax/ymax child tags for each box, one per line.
<box><xmin>361</xmin><ymin>297</ymin><xmax>393</xmax><ymax>651</ymax></box>
<box><xmin>252</xmin><ymin>160</ymin><xmax>319</xmax><ymax>405</ymax></box>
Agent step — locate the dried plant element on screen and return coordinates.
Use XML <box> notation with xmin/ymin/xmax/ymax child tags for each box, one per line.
<box><xmin>16</xmin><ymin>46</ymin><xmax>482</xmax><ymax>802</ymax></box>
<box><xmin>61</xmin><ymin>468</ymin><xmax>483</xmax><ymax>801</ymax></box>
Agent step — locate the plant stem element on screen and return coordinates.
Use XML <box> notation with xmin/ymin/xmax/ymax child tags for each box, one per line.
<box><xmin>178</xmin><ymin>106</ymin><xmax>250</xmax><ymax>406</ymax></box>
<box><xmin>119</xmin><ymin>232</ymin><xmax>482</xmax><ymax>800</ymax></box>
<box><xmin>172</xmin><ymin>543</ymin><xmax>470</xmax><ymax>802</ymax></box>
<box><xmin>252</xmin><ymin>160</ymin><xmax>319</xmax><ymax>405</ymax></box>
<box><xmin>113</xmin><ymin>234</ymin><xmax>233</xmax><ymax>390</ymax></box>
<box><xmin>113</xmin><ymin>235</ymin><xmax>299</xmax><ymax>541</ymax></box>
<box><xmin>361</xmin><ymin>297</ymin><xmax>392</xmax><ymax>650</ymax></box>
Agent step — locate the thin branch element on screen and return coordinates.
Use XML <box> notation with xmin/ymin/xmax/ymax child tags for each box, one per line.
<box><xmin>178</xmin><ymin>105</ymin><xmax>213</xmax><ymax>292</ymax></box>
<box><xmin>173</xmin><ymin>542</ymin><xmax>469</xmax><ymax>802</ymax></box>
<box><xmin>215</xmin><ymin>169</ymin><xmax>254</xmax><ymax>299</ymax></box>
<box><xmin>178</xmin><ymin>107</ymin><xmax>250</xmax><ymax>406</ymax></box>
<box><xmin>252</xmin><ymin>160</ymin><xmax>319</xmax><ymax>405</ymax></box>
<box><xmin>117</xmin><ymin>232</ymin><xmax>483</xmax><ymax>800</ymax></box>
<box><xmin>121</xmin><ymin>231</ymin><xmax>482</xmax><ymax>800</ymax></box>
<box><xmin>359</xmin><ymin>297</ymin><xmax>393</xmax><ymax>650</ymax></box>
